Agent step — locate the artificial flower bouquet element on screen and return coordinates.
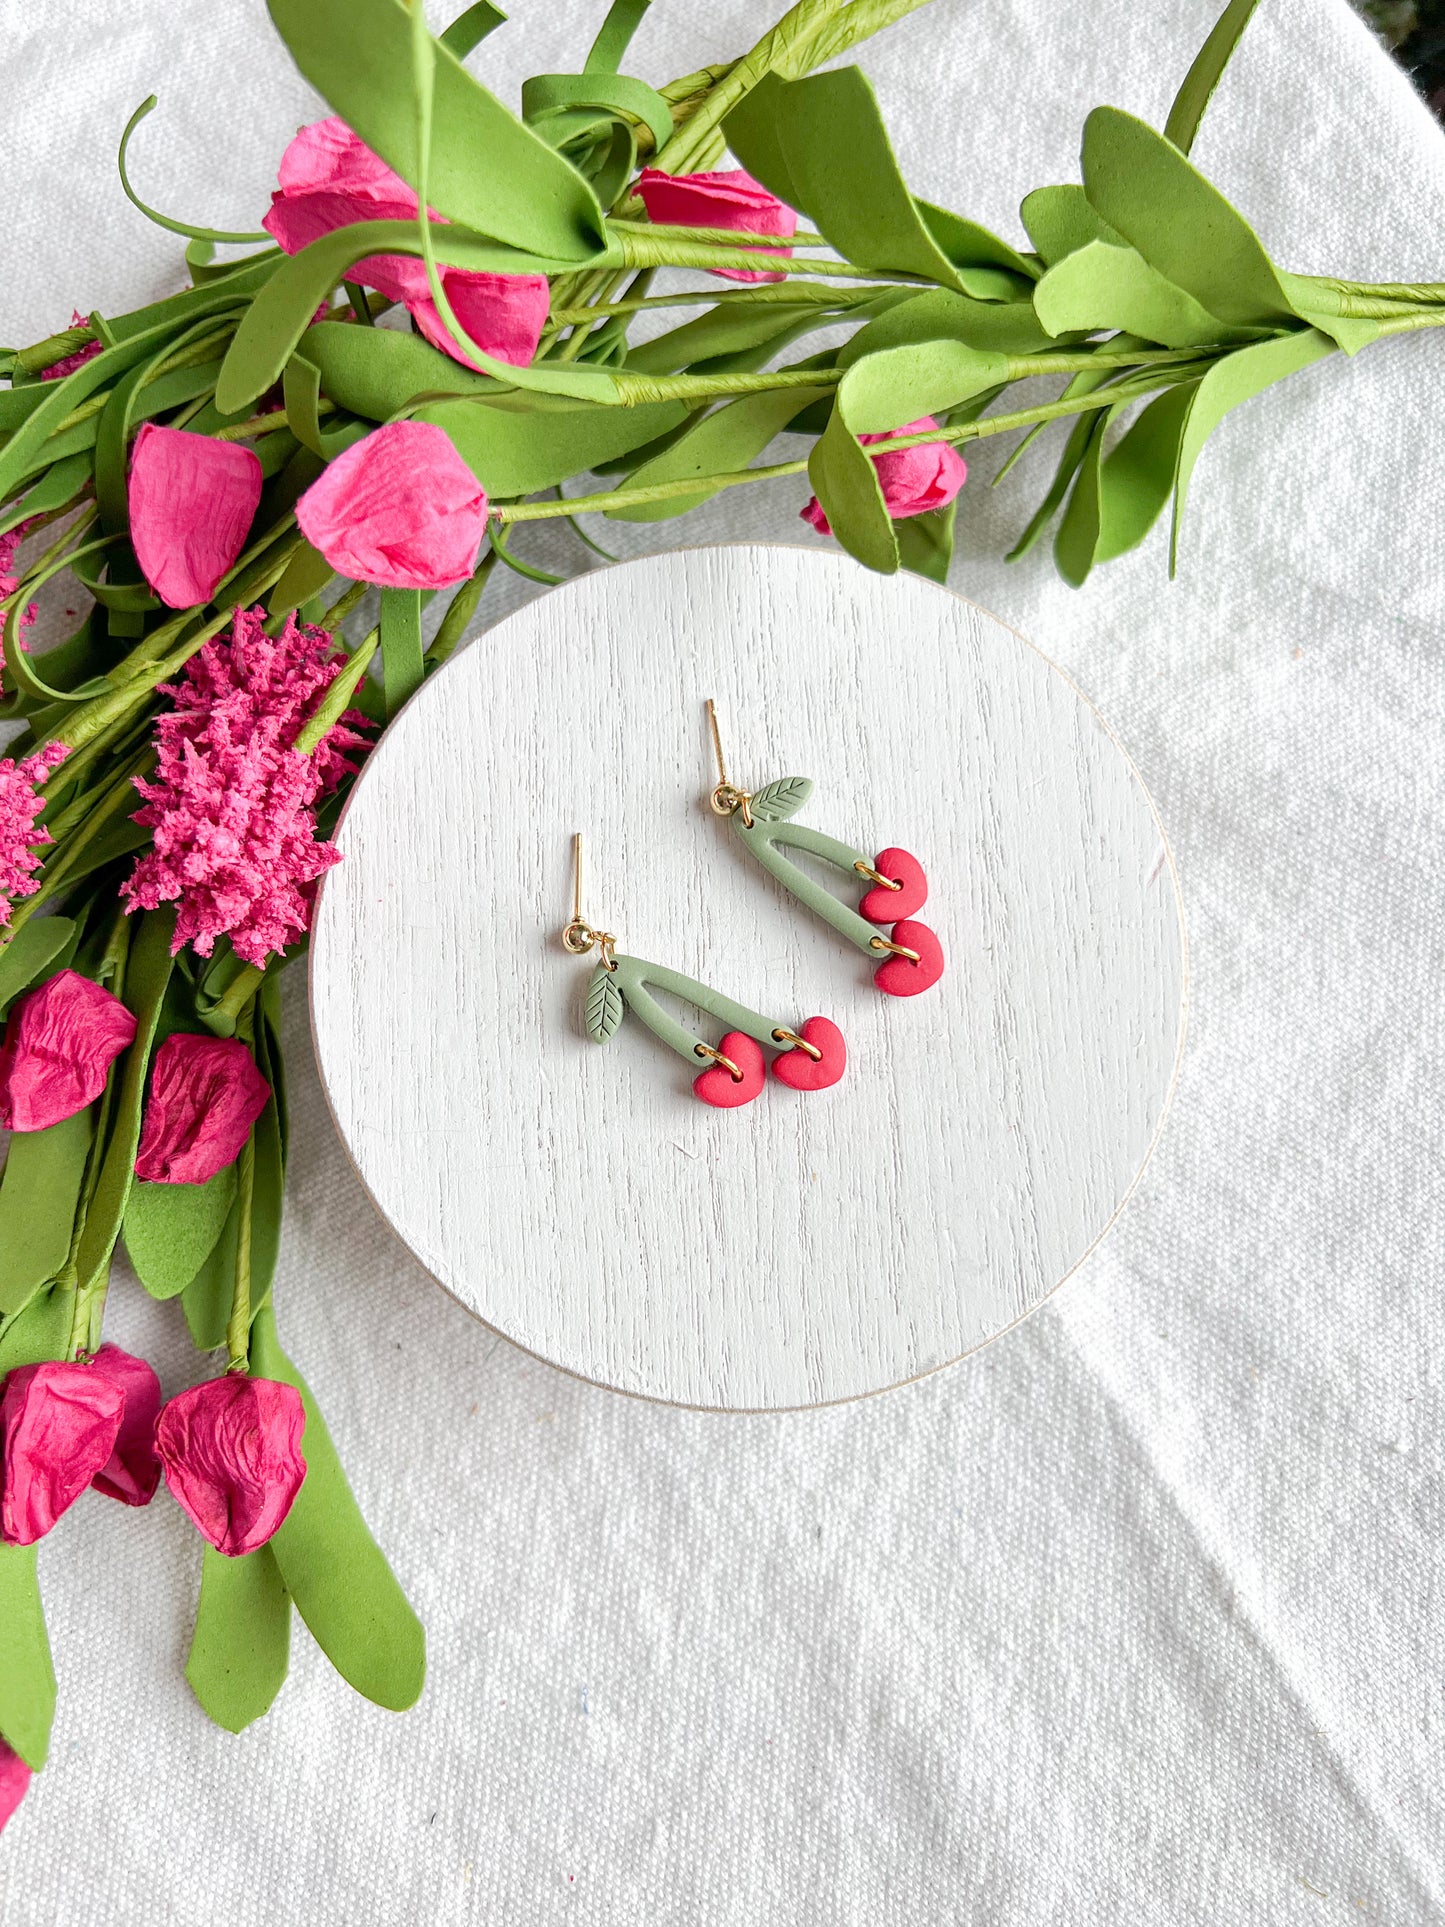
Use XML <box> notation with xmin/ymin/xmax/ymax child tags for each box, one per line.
<box><xmin>2</xmin><ymin>0</ymin><xmax>1440</xmax><ymax>1830</ymax></box>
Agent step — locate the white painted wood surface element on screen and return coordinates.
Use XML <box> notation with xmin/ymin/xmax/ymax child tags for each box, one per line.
<box><xmin>309</xmin><ymin>546</ymin><xmax>1186</xmax><ymax>1410</ymax></box>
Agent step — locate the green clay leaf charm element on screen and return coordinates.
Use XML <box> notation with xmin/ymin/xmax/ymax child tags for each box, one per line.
<box><xmin>584</xmin><ymin>967</ymin><xmax>624</xmax><ymax>1044</ymax></box>
<box><xmin>749</xmin><ymin>777</ymin><xmax>813</xmax><ymax>823</ymax></box>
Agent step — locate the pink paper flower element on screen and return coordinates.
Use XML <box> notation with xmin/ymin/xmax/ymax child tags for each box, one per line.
<box><xmin>0</xmin><ymin>969</ymin><xmax>137</xmax><ymax>1132</ymax></box>
<box><xmin>156</xmin><ymin>1375</ymin><xmax>306</xmax><ymax>1557</ymax></box>
<box><xmin>128</xmin><ymin>424</ymin><xmax>263</xmax><ymax>610</ymax></box>
<box><xmin>0</xmin><ymin>1741</ymin><xmax>30</xmax><ymax>1837</ymax></box>
<box><xmin>404</xmin><ymin>267</ymin><xmax>551</xmax><ymax>371</ymax></box>
<box><xmin>40</xmin><ymin>310</ymin><xmax>102</xmax><ymax>382</ymax></box>
<box><xmin>296</xmin><ymin>420</ymin><xmax>487</xmax><ymax>590</ymax></box>
<box><xmin>135</xmin><ymin>1034</ymin><xmax>271</xmax><ymax>1185</ymax></box>
<box><xmin>87</xmin><ymin>1344</ymin><xmax>163</xmax><ymax>1507</ymax></box>
<box><xmin>122</xmin><ymin>607</ymin><xmax>369</xmax><ymax>965</ymax></box>
<box><xmin>0</xmin><ymin>742</ymin><xmax>67</xmax><ymax>924</ymax></box>
<box><xmin>264</xmin><ymin>117</ymin><xmax>547</xmax><ymax>368</ymax></box>
<box><xmin>636</xmin><ymin>167</ymin><xmax>797</xmax><ymax>283</ymax></box>
<box><xmin>0</xmin><ymin>1360</ymin><xmax>125</xmax><ymax>1544</ymax></box>
<box><xmin>801</xmin><ymin>417</ymin><xmax>967</xmax><ymax>537</ymax></box>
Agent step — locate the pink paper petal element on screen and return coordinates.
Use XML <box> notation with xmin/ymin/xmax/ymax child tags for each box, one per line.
<box><xmin>0</xmin><ymin>1742</ymin><xmax>31</xmax><ymax>1837</ymax></box>
<box><xmin>295</xmin><ymin>420</ymin><xmax>487</xmax><ymax>590</ymax></box>
<box><xmin>87</xmin><ymin>1345</ymin><xmax>162</xmax><ymax>1506</ymax></box>
<box><xmin>128</xmin><ymin>425</ymin><xmax>263</xmax><ymax>609</ymax></box>
<box><xmin>0</xmin><ymin>1361</ymin><xmax>125</xmax><ymax>1544</ymax></box>
<box><xmin>134</xmin><ymin>1034</ymin><xmax>271</xmax><ymax>1185</ymax></box>
<box><xmin>156</xmin><ymin>1376</ymin><xmax>306</xmax><ymax>1557</ymax></box>
<box><xmin>637</xmin><ymin>167</ymin><xmax>797</xmax><ymax>283</ymax></box>
<box><xmin>408</xmin><ymin>269</ymin><xmax>550</xmax><ymax>370</ymax></box>
<box><xmin>0</xmin><ymin>969</ymin><xmax>136</xmax><ymax>1132</ymax></box>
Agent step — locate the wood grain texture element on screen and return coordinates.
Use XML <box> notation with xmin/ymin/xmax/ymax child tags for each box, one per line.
<box><xmin>309</xmin><ymin>546</ymin><xmax>1186</xmax><ymax>1411</ymax></box>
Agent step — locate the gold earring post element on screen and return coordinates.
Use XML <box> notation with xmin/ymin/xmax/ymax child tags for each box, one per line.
<box><xmin>562</xmin><ymin>833</ymin><xmax>616</xmax><ymax>968</ymax></box>
<box><xmin>705</xmin><ymin>698</ymin><xmax>753</xmax><ymax>826</ymax></box>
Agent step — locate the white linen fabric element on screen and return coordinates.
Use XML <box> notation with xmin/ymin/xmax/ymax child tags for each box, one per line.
<box><xmin>2</xmin><ymin>1</ymin><xmax>1443</xmax><ymax>1920</ymax></box>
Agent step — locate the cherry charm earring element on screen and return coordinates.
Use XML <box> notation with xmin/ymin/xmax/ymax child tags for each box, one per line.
<box><xmin>561</xmin><ymin>835</ymin><xmax>846</xmax><ymax>1109</ymax></box>
<box><xmin>704</xmin><ymin>702</ymin><xmax>944</xmax><ymax>997</ymax></box>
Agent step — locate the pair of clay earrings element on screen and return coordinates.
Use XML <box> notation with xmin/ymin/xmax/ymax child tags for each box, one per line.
<box><xmin>562</xmin><ymin>702</ymin><xmax>944</xmax><ymax>1110</ymax></box>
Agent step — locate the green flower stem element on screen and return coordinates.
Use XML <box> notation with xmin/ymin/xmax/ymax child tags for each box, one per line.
<box><xmin>611</xmin><ymin>222</ymin><xmax>830</xmax><ymax>250</ymax></box>
<box><xmin>212</xmin><ymin>406</ymin><xmax>318</xmax><ymax>444</ymax></box>
<box><xmin>211</xmin><ymin>965</ymin><xmax>267</xmax><ymax>1042</ymax></box>
<box><xmin>610</xmin><ymin>227</ymin><xmax>919</xmax><ymax>282</ymax></box>
<box><xmin>610</xmin><ymin>367</ymin><xmax>839</xmax><ymax>403</ymax></box>
<box><xmin>1375</xmin><ymin>308</ymin><xmax>1445</xmax><ymax>336</ymax></box>
<box><xmin>45</xmin><ymin>324</ymin><xmax>238</xmax><ymax>437</ymax></box>
<box><xmin>225</xmin><ymin>1114</ymin><xmax>257</xmax><ymax>1372</ymax></box>
<box><xmin>547</xmin><ymin>282</ymin><xmax>873</xmax><ymax>325</ymax></box>
<box><xmin>794</xmin><ymin>0</ymin><xmax>936</xmax><ymax>67</ymax></box>
<box><xmin>293</xmin><ymin>626</ymin><xmax>378</xmax><ymax>752</ymax></box>
<box><xmin>426</xmin><ymin>551</ymin><xmax>496</xmax><ymax>666</ymax></box>
<box><xmin>652</xmin><ymin>0</ymin><xmax>841</xmax><ymax>174</ymax></box>
<box><xmin>1301</xmin><ymin>276</ymin><xmax>1445</xmax><ymax>306</ymax></box>
<box><xmin>14</xmin><ymin>325</ymin><xmax>94</xmax><ymax>379</ymax></box>
<box><xmin>3</xmin><ymin>502</ymin><xmax>99</xmax><ymax>598</ymax></box>
<box><xmin>496</xmin><ymin>375</ymin><xmax>1194</xmax><ymax>525</ymax></box>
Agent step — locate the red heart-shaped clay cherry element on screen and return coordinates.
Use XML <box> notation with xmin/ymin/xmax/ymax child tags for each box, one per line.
<box><xmin>873</xmin><ymin>918</ymin><xmax>945</xmax><ymax>997</ymax></box>
<box><xmin>771</xmin><ymin>1016</ymin><xmax>846</xmax><ymax>1092</ymax></box>
<box><xmin>859</xmin><ymin>845</ymin><xmax>928</xmax><ymax>923</ymax></box>
<box><xmin>692</xmin><ymin>1031</ymin><xmax>767</xmax><ymax>1108</ymax></box>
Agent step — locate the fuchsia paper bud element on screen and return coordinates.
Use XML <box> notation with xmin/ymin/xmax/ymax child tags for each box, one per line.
<box><xmin>800</xmin><ymin>417</ymin><xmax>967</xmax><ymax>536</ymax></box>
<box><xmin>0</xmin><ymin>969</ymin><xmax>136</xmax><ymax>1133</ymax></box>
<box><xmin>264</xmin><ymin>117</ymin><xmax>547</xmax><ymax>369</ymax></box>
<box><xmin>0</xmin><ymin>1741</ymin><xmax>30</xmax><ymax>1837</ymax></box>
<box><xmin>134</xmin><ymin>1034</ymin><xmax>271</xmax><ymax>1185</ymax></box>
<box><xmin>87</xmin><ymin>1345</ymin><xmax>162</xmax><ymax>1507</ymax></box>
<box><xmin>296</xmin><ymin>420</ymin><xmax>487</xmax><ymax>590</ymax></box>
<box><xmin>128</xmin><ymin>424</ymin><xmax>263</xmax><ymax>609</ymax></box>
<box><xmin>0</xmin><ymin>1362</ymin><xmax>125</xmax><ymax>1545</ymax></box>
<box><xmin>404</xmin><ymin>268</ymin><xmax>551</xmax><ymax>371</ymax></box>
<box><xmin>156</xmin><ymin>1376</ymin><xmax>306</xmax><ymax>1557</ymax></box>
<box><xmin>636</xmin><ymin>167</ymin><xmax>797</xmax><ymax>282</ymax></box>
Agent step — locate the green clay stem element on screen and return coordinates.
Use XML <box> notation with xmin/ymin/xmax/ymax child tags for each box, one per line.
<box><xmin>609</xmin><ymin>952</ymin><xmax>787</xmax><ymax>1062</ymax></box>
<box><xmin>734</xmin><ymin>815</ymin><xmax>878</xmax><ymax>956</ymax></box>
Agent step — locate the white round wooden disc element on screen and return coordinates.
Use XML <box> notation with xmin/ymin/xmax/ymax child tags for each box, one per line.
<box><xmin>310</xmin><ymin>546</ymin><xmax>1185</xmax><ymax>1411</ymax></box>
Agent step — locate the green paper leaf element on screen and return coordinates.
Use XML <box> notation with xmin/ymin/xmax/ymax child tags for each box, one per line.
<box><xmin>0</xmin><ymin>1543</ymin><xmax>56</xmax><ymax>1771</ymax></box>
<box><xmin>1164</xmin><ymin>0</ymin><xmax>1263</xmax><ymax>157</ymax></box>
<box><xmin>521</xmin><ymin>73</ymin><xmax>672</xmax><ymax>154</ymax></box>
<box><xmin>605</xmin><ymin>385</ymin><xmax>825</xmax><ymax>522</ymax></box>
<box><xmin>1094</xmin><ymin>383</ymin><xmax>1199</xmax><ymax>566</ymax></box>
<box><xmin>123</xmin><ymin>1167</ymin><xmax>238</xmax><ymax>1302</ymax></box>
<box><xmin>300</xmin><ymin>318</ymin><xmax>499</xmax><ymax>419</ymax></box>
<box><xmin>1019</xmin><ymin>185</ymin><xmax>1125</xmax><ymax>268</ymax></box>
<box><xmin>1170</xmin><ymin>326</ymin><xmax>1334</xmax><ymax>569</ymax></box>
<box><xmin>0</xmin><ymin>1110</ymin><xmax>96</xmax><ymax>1319</ymax></box>
<box><xmin>1006</xmin><ymin>410</ymin><xmax>1099</xmax><ymax>563</ymax></box>
<box><xmin>809</xmin><ymin>412</ymin><xmax>895</xmax><ymax>572</ymax></box>
<box><xmin>1033</xmin><ymin>239</ymin><xmax>1240</xmax><ymax>348</ymax></box>
<box><xmin>267</xmin><ymin>537</ymin><xmax>336</xmax><ymax>619</ymax></box>
<box><xmin>895</xmin><ymin>499</ymin><xmax>957</xmax><ymax>584</ymax></box>
<box><xmin>248</xmin><ymin>1305</ymin><xmax>426</xmax><ymax>1712</ymax></box>
<box><xmin>725</xmin><ymin>70</ymin><xmax>1035</xmax><ymax>297</ymax></box>
<box><xmin>750</xmin><ymin>777</ymin><xmax>813</xmax><ymax>823</ymax></box>
<box><xmin>182</xmin><ymin>1199</ymin><xmax>239</xmax><ymax>1352</ymax></box>
<box><xmin>0</xmin><ymin>919</ymin><xmax>75</xmax><ymax>1016</ymax></box>
<box><xmin>415</xmin><ymin>392</ymin><xmax>687</xmax><ymax>497</ymax></box>
<box><xmin>438</xmin><ymin>1</ymin><xmax>506</xmax><ymax>60</ymax></box>
<box><xmin>71</xmin><ymin>909</ymin><xmax>176</xmax><ymax>1296</ymax></box>
<box><xmin>186</xmin><ymin>1544</ymin><xmax>292</xmax><ymax>1734</ymax></box>
<box><xmin>266</xmin><ymin>0</ymin><xmax>604</xmax><ymax>258</ymax></box>
<box><xmin>625</xmin><ymin>298</ymin><xmax>845</xmax><ymax>379</ymax></box>
<box><xmin>584</xmin><ymin>968</ymin><xmax>624</xmax><ymax>1044</ymax></box>
<box><xmin>216</xmin><ymin>221</ymin><xmax>619</xmax><ymax>417</ymax></box>
<box><xmin>586</xmin><ymin>0</ymin><xmax>651</xmax><ymax>73</ymax></box>
<box><xmin>283</xmin><ymin>352</ymin><xmax>368</xmax><ymax>461</ymax></box>
<box><xmin>0</xmin><ymin>1283</ymin><xmax>74</xmax><ymax>1375</ymax></box>
<box><xmin>1081</xmin><ymin>107</ymin><xmax>1296</xmax><ymax>333</ymax></box>
<box><xmin>380</xmin><ymin>587</ymin><xmax>426</xmax><ymax>717</ymax></box>
<box><xmin>839</xmin><ymin>289</ymin><xmax>1060</xmax><ymax>367</ymax></box>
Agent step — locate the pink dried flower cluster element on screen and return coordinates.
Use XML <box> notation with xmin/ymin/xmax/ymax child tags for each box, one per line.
<box><xmin>39</xmin><ymin>310</ymin><xmax>102</xmax><ymax>382</ymax></box>
<box><xmin>121</xmin><ymin>607</ymin><xmax>368</xmax><ymax>965</ymax></box>
<box><xmin>0</xmin><ymin>743</ymin><xmax>67</xmax><ymax>926</ymax></box>
<box><xmin>1</xmin><ymin>523</ymin><xmax>39</xmax><ymax>685</ymax></box>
